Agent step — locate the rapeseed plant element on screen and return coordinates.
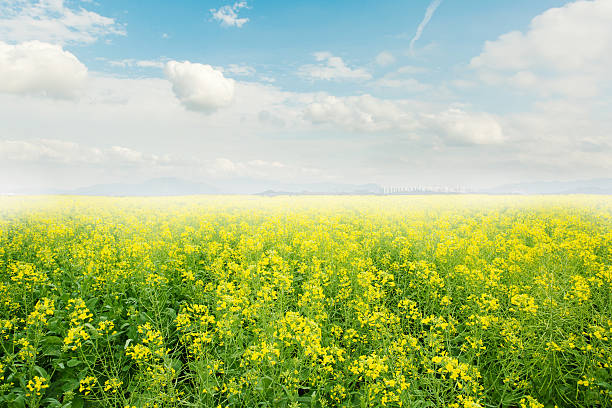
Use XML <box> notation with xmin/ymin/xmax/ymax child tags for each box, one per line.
<box><xmin>0</xmin><ymin>195</ymin><xmax>609</xmax><ymax>406</ymax></box>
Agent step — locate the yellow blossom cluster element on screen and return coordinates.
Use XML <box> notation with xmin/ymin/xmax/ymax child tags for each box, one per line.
<box><xmin>0</xmin><ymin>195</ymin><xmax>610</xmax><ymax>407</ymax></box>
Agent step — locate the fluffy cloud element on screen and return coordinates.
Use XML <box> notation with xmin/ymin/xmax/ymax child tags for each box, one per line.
<box><xmin>0</xmin><ymin>68</ymin><xmax>608</xmax><ymax>190</ymax></box>
<box><xmin>207</xmin><ymin>157</ymin><xmax>284</xmax><ymax>177</ymax></box>
<box><xmin>397</xmin><ymin>65</ymin><xmax>428</xmax><ymax>75</ymax></box>
<box><xmin>164</xmin><ymin>61</ymin><xmax>235</xmax><ymax>113</ymax></box>
<box><xmin>426</xmin><ymin>108</ymin><xmax>504</xmax><ymax>145</ymax></box>
<box><xmin>375</xmin><ymin>51</ymin><xmax>395</xmax><ymax>67</ymax></box>
<box><xmin>224</xmin><ymin>64</ymin><xmax>256</xmax><ymax>76</ymax></box>
<box><xmin>0</xmin><ymin>136</ymin><xmax>319</xmax><ymax>187</ymax></box>
<box><xmin>0</xmin><ymin>40</ymin><xmax>87</xmax><ymax>98</ymax></box>
<box><xmin>304</xmin><ymin>95</ymin><xmax>503</xmax><ymax>145</ymax></box>
<box><xmin>304</xmin><ymin>94</ymin><xmax>418</xmax><ymax>132</ymax></box>
<box><xmin>210</xmin><ymin>2</ymin><xmax>249</xmax><ymax>28</ymax></box>
<box><xmin>299</xmin><ymin>52</ymin><xmax>372</xmax><ymax>81</ymax></box>
<box><xmin>374</xmin><ymin>77</ymin><xmax>431</xmax><ymax>92</ymax></box>
<box><xmin>108</xmin><ymin>59</ymin><xmax>165</xmax><ymax>69</ymax></box>
<box><xmin>0</xmin><ymin>138</ymin><xmax>175</xmax><ymax>167</ymax></box>
<box><xmin>470</xmin><ymin>0</ymin><xmax>612</xmax><ymax>97</ymax></box>
<box><xmin>0</xmin><ymin>0</ymin><xmax>125</xmax><ymax>44</ymax></box>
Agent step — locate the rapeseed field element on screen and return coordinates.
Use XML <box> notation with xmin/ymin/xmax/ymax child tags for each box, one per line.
<box><xmin>0</xmin><ymin>195</ymin><xmax>610</xmax><ymax>407</ymax></box>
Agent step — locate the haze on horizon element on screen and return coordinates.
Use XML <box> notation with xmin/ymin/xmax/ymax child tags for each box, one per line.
<box><xmin>0</xmin><ymin>0</ymin><xmax>611</xmax><ymax>194</ymax></box>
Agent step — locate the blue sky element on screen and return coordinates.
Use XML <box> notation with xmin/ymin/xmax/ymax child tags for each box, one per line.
<box><xmin>0</xmin><ymin>0</ymin><xmax>610</xmax><ymax>193</ymax></box>
<box><xmin>83</xmin><ymin>1</ymin><xmax>567</xmax><ymax>96</ymax></box>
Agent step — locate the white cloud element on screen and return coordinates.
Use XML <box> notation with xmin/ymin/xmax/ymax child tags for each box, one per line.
<box><xmin>108</xmin><ymin>59</ymin><xmax>165</xmax><ymax>69</ymax></box>
<box><xmin>207</xmin><ymin>157</ymin><xmax>278</xmax><ymax>177</ymax></box>
<box><xmin>503</xmin><ymin>99</ymin><xmax>612</xmax><ymax>163</ymax></box>
<box><xmin>304</xmin><ymin>94</ymin><xmax>503</xmax><ymax>145</ymax></box>
<box><xmin>205</xmin><ymin>157</ymin><xmax>320</xmax><ymax>181</ymax></box>
<box><xmin>410</xmin><ymin>0</ymin><xmax>443</xmax><ymax>53</ymax></box>
<box><xmin>0</xmin><ymin>139</ymin><xmax>175</xmax><ymax>167</ymax></box>
<box><xmin>299</xmin><ymin>52</ymin><xmax>372</xmax><ymax>81</ymax></box>
<box><xmin>397</xmin><ymin>65</ymin><xmax>428</xmax><ymax>75</ymax></box>
<box><xmin>374</xmin><ymin>77</ymin><xmax>431</xmax><ymax>92</ymax></box>
<box><xmin>371</xmin><ymin>65</ymin><xmax>431</xmax><ymax>92</ymax></box>
<box><xmin>210</xmin><ymin>2</ymin><xmax>249</xmax><ymax>28</ymax></box>
<box><xmin>426</xmin><ymin>108</ymin><xmax>504</xmax><ymax>145</ymax></box>
<box><xmin>0</xmin><ymin>0</ymin><xmax>125</xmax><ymax>44</ymax></box>
<box><xmin>0</xmin><ymin>139</ymin><xmax>91</xmax><ymax>163</ymax></box>
<box><xmin>304</xmin><ymin>94</ymin><xmax>418</xmax><ymax>133</ymax></box>
<box><xmin>375</xmin><ymin>51</ymin><xmax>395</xmax><ymax>67</ymax></box>
<box><xmin>0</xmin><ymin>51</ymin><xmax>607</xmax><ymax>190</ymax></box>
<box><xmin>449</xmin><ymin>79</ymin><xmax>475</xmax><ymax>89</ymax></box>
<box><xmin>470</xmin><ymin>0</ymin><xmax>612</xmax><ymax>97</ymax></box>
<box><xmin>0</xmin><ymin>40</ymin><xmax>87</xmax><ymax>98</ymax></box>
<box><xmin>225</xmin><ymin>64</ymin><xmax>256</xmax><ymax>76</ymax></box>
<box><xmin>164</xmin><ymin>60</ymin><xmax>235</xmax><ymax>113</ymax></box>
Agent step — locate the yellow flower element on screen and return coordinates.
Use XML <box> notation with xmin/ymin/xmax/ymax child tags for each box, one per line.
<box><xmin>79</xmin><ymin>376</ymin><xmax>96</xmax><ymax>395</ymax></box>
<box><xmin>26</xmin><ymin>297</ymin><xmax>55</xmax><ymax>327</ymax></box>
<box><xmin>104</xmin><ymin>377</ymin><xmax>123</xmax><ymax>393</ymax></box>
<box><xmin>26</xmin><ymin>376</ymin><xmax>49</xmax><ymax>397</ymax></box>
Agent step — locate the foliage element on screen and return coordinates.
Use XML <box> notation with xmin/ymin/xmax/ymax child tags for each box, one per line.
<box><xmin>0</xmin><ymin>195</ymin><xmax>610</xmax><ymax>407</ymax></box>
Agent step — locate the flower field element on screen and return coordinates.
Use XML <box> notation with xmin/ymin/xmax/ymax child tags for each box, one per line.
<box><xmin>0</xmin><ymin>195</ymin><xmax>610</xmax><ymax>408</ymax></box>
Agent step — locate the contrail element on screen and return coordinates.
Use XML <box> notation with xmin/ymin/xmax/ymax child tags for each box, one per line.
<box><xmin>409</xmin><ymin>0</ymin><xmax>443</xmax><ymax>54</ymax></box>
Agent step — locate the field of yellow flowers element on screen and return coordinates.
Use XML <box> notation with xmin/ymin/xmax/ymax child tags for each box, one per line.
<box><xmin>0</xmin><ymin>195</ymin><xmax>610</xmax><ymax>408</ymax></box>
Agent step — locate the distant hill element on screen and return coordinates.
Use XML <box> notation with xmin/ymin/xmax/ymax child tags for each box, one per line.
<box><xmin>68</xmin><ymin>177</ymin><xmax>219</xmax><ymax>196</ymax></box>
<box><xmin>256</xmin><ymin>183</ymin><xmax>384</xmax><ymax>195</ymax></box>
<box><xmin>61</xmin><ymin>179</ymin><xmax>383</xmax><ymax>196</ymax></box>
<box><xmin>481</xmin><ymin>178</ymin><xmax>612</xmax><ymax>195</ymax></box>
<box><xmin>7</xmin><ymin>177</ymin><xmax>611</xmax><ymax>196</ymax></box>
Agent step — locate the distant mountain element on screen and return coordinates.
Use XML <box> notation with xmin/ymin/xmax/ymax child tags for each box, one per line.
<box><xmin>8</xmin><ymin>177</ymin><xmax>611</xmax><ymax>196</ymax></box>
<box><xmin>68</xmin><ymin>177</ymin><xmax>219</xmax><ymax>196</ymax></box>
<box><xmin>61</xmin><ymin>178</ymin><xmax>383</xmax><ymax>196</ymax></box>
<box><xmin>482</xmin><ymin>178</ymin><xmax>612</xmax><ymax>195</ymax></box>
<box><xmin>256</xmin><ymin>182</ymin><xmax>384</xmax><ymax>195</ymax></box>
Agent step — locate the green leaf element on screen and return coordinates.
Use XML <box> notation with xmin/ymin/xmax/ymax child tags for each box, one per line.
<box><xmin>66</xmin><ymin>359</ymin><xmax>81</xmax><ymax>367</ymax></box>
<box><xmin>44</xmin><ymin>347</ymin><xmax>62</xmax><ymax>357</ymax></box>
<box><xmin>70</xmin><ymin>395</ymin><xmax>84</xmax><ymax>408</ymax></box>
<box><xmin>42</xmin><ymin>397</ymin><xmax>62</xmax><ymax>408</ymax></box>
<box><xmin>60</xmin><ymin>379</ymin><xmax>80</xmax><ymax>392</ymax></box>
<box><xmin>11</xmin><ymin>394</ymin><xmax>26</xmax><ymax>408</ymax></box>
<box><xmin>170</xmin><ymin>358</ymin><xmax>183</xmax><ymax>373</ymax></box>
<box><xmin>43</xmin><ymin>335</ymin><xmax>64</xmax><ymax>344</ymax></box>
<box><xmin>34</xmin><ymin>365</ymin><xmax>49</xmax><ymax>378</ymax></box>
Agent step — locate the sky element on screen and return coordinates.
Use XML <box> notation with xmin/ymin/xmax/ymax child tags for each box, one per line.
<box><xmin>0</xmin><ymin>0</ymin><xmax>611</xmax><ymax>193</ymax></box>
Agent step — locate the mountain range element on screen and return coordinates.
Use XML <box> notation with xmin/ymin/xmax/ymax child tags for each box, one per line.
<box><xmin>3</xmin><ymin>177</ymin><xmax>611</xmax><ymax>196</ymax></box>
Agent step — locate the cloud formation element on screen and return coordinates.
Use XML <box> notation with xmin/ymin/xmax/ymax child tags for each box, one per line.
<box><xmin>470</xmin><ymin>0</ymin><xmax>612</xmax><ymax>97</ymax></box>
<box><xmin>0</xmin><ymin>139</ymin><xmax>174</xmax><ymax>167</ymax></box>
<box><xmin>299</xmin><ymin>52</ymin><xmax>371</xmax><ymax>81</ymax></box>
<box><xmin>426</xmin><ymin>108</ymin><xmax>504</xmax><ymax>145</ymax></box>
<box><xmin>409</xmin><ymin>0</ymin><xmax>443</xmax><ymax>53</ymax></box>
<box><xmin>304</xmin><ymin>94</ymin><xmax>418</xmax><ymax>133</ymax></box>
<box><xmin>304</xmin><ymin>95</ymin><xmax>504</xmax><ymax>145</ymax></box>
<box><xmin>224</xmin><ymin>64</ymin><xmax>256</xmax><ymax>76</ymax></box>
<box><xmin>0</xmin><ymin>0</ymin><xmax>125</xmax><ymax>44</ymax></box>
<box><xmin>374</xmin><ymin>77</ymin><xmax>430</xmax><ymax>92</ymax></box>
<box><xmin>375</xmin><ymin>51</ymin><xmax>395</xmax><ymax>67</ymax></box>
<box><xmin>0</xmin><ymin>40</ymin><xmax>87</xmax><ymax>98</ymax></box>
<box><xmin>108</xmin><ymin>59</ymin><xmax>165</xmax><ymax>69</ymax></box>
<box><xmin>164</xmin><ymin>61</ymin><xmax>235</xmax><ymax>113</ymax></box>
<box><xmin>210</xmin><ymin>2</ymin><xmax>250</xmax><ymax>28</ymax></box>
<box><xmin>0</xmin><ymin>137</ymin><xmax>318</xmax><ymax>187</ymax></box>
